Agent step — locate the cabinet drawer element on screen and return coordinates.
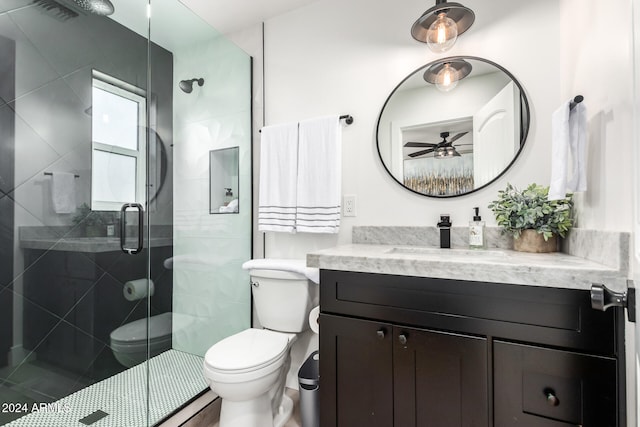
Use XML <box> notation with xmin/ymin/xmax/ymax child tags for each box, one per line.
<box><xmin>320</xmin><ymin>270</ymin><xmax>617</xmax><ymax>354</ymax></box>
<box><xmin>494</xmin><ymin>340</ymin><xmax>617</xmax><ymax>426</ymax></box>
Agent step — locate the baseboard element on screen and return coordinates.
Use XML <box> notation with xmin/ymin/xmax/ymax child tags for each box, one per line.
<box><xmin>156</xmin><ymin>390</ymin><xmax>218</xmax><ymax>427</ymax></box>
<box><xmin>8</xmin><ymin>345</ymin><xmax>34</xmax><ymax>367</ymax></box>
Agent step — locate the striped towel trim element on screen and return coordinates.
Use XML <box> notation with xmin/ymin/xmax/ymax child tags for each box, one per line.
<box><xmin>259</xmin><ymin>205</ymin><xmax>296</xmax><ymax>233</ymax></box>
<box><xmin>296</xmin><ymin>205</ymin><xmax>340</xmax><ymax>233</ymax></box>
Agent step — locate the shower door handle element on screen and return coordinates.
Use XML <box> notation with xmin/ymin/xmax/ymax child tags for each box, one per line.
<box><xmin>120</xmin><ymin>203</ymin><xmax>144</xmax><ymax>255</ymax></box>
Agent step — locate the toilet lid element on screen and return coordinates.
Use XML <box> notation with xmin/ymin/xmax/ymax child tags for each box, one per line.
<box><xmin>110</xmin><ymin>312</ymin><xmax>172</xmax><ymax>344</ymax></box>
<box><xmin>204</xmin><ymin>329</ymin><xmax>289</xmax><ymax>373</ymax></box>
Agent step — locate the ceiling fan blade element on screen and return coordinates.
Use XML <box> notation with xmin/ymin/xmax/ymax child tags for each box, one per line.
<box><xmin>408</xmin><ymin>148</ymin><xmax>435</xmax><ymax>158</ymax></box>
<box><xmin>449</xmin><ymin>132</ymin><xmax>469</xmax><ymax>143</ymax></box>
<box><xmin>453</xmin><ymin>143</ymin><xmax>473</xmax><ymax>146</ymax></box>
<box><xmin>404</xmin><ymin>142</ymin><xmax>437</xmax><ymax>147</ymax></box>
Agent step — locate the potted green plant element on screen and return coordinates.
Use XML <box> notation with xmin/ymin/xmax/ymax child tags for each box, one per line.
<box><xmin>488</xmin><ymin>183</ymin><xmax>574</xmax><ymax>253</ymax></box>
<box><xmin>72</xmin><ymin>203</ymin><xmax>107</xmax><ymax>237</ymax></box>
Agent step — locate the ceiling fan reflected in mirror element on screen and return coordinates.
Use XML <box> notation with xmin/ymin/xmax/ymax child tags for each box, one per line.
<box><xmin>405</xmin><ymin>131</ymin><xmax>472</xmax><ymax>159</ymax></box>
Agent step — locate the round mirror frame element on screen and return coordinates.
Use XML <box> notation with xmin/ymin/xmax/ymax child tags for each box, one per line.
<box><xmin>375</xmin><ymin>56</ymin><xmax>530</xmax><ymax>198</ymax></box>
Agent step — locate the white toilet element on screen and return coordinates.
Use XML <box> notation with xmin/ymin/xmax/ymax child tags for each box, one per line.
<box><xmin>110</xmin><ymin>312</ymin><xmax>173</xmax><ymax>367</ymax></box>
<box><xmin>203</xmin><ymin>259</ymin><xmax>319</xmax><ymax>427</ymax></box>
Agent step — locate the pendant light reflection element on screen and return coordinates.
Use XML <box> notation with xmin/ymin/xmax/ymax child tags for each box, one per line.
<box><xmin>411</xmin><ymin>0</ymin><xmax>475</xmax><ymax>53</ymax></box>
<box><xmin>423</xmin><ymin>59</ymin><xmax>472</xmax><ymax>93</ymax></box>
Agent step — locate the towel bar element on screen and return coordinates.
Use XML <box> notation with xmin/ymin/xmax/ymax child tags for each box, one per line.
<box><xmin>569</xmin><ymin>95</ymin><xmax>583</xmax><ymax>111</ymax></box>
<box><xmin>259</xmin><ymin>115</ymin><xmax>354</xmax><ymax>133</ymax></box>
<box><xmin>44</xmin><ymin>172</ymin><xmax>80</xmax><ymax>178</ymax></box>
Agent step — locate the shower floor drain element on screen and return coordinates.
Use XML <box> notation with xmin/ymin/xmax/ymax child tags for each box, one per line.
<box><xmin>79</xmin><ymin>410</ymin><xmax>109</xmax><ymax>425</ymax></box>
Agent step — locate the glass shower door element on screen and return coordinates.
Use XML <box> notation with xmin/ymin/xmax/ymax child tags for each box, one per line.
<box><xmin>0</xmin><ymin>1</ymin><xmax>153</xmax><ymax>425</ymax></box>
<box><xmin>0</xmin><ymin>0</ymin><xmax>252</xmax><ymax>424</ymax></box>
<box><xmin>146</xmin><ymin>0</ymin><xmax>253</xmax><ymax>423</ymax></box>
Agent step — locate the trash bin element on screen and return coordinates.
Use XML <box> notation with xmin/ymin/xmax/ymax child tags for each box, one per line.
<box><xmin>298</xmin><ymin>350</ymin><xmax>320</xmax><ymax>427</ymax></box>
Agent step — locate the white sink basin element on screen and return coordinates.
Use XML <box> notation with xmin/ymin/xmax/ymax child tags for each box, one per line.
<box><xmin>385</xmin><ymin>246</ymin><xmax>508</xmax><ymax>258</ymax></box>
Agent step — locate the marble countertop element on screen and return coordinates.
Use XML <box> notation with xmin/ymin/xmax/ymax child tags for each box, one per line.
<box><xmin>19</xmin><ymin>225</ymin><xmax>173</xmax><ymax>253</ymax></box>
<box><xmin>307</xmin><ymin>243</ymin><xmax>627</xmax><ymax>292</ymax></box>
<box><xmin>20</xmin><ymin>236</ymin><xmax>173</xmax><ymax>253</ymax></box>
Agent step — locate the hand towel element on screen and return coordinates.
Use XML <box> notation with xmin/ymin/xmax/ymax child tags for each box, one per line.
<box><xmin>51</xmin><ymin>172</ymin><xmax>76</xmax><ymax>214</ymax></box>
<box><xmin>242</xmin><ymin>258</ymin><xmax>320</xmax><ymax>284</ymax></box>
<box><xmin>549</xmin><ymin>100</ymin><xmax>587</xmax><ymax>200</ymax></box>
<box><xmin>296</xmin><ymin>116</ymin><xmax>341</xmax><ymax>233</ymax></box>
<box><xmin>258</xmin><ymin>122</ymin><xmax>299</xmax><ymax>232</ymax></box>
<box><xmin>567</xmin><ymin>102</ymin><xmax>587</xmax><ymax>193</ymax></box>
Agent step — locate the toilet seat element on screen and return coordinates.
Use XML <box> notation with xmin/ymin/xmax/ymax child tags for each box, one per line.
<box><xmin>204</xmin><ymin>329</ymin><xmax>292</xmax><ymax>383</ymax></box>
<box><xmin>110</xmin><ymin>312</ymin><xmax>172</xmax><ymax>352</ymax></box>
<box><xmin>205</xmin><ymin>329</ymin><xmax>290</xmax><ymax>373</ymax></box>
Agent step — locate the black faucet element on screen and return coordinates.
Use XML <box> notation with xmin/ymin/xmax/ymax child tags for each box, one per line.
<box><xmin>437</xmin><ymin>215</ymin><xmax>451</xmax><ymax>248</ymax></box>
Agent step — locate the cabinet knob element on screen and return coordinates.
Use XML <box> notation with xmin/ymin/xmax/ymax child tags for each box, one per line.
<box><xmin>376</xmin><ymin>329</ymin><xmax>386</xmax><ymax>340</ymax></box>
<box><xmin>544</xmin><ymin>388</ymin><xmax>560</xmax><ymax>407</ymax></box>
<box><xmin>398</xmin><ymin>334</ymin><xmax>408</xmax><ymax>345</ymax></box>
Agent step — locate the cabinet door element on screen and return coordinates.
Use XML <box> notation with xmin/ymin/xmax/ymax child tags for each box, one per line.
<box><xmin>319</xmin><ymin>314</ymin><xmax>393</xmax><ymax>427</ymax></box>
<box><xmin>394</xmin><ymin>326</ymin><xmax>489</xmax><ymax>427</ymax></box>
<box><xmin>494</xmin><ymin>340</ymin><xmax>617</xmax><ymax>426</ymax></box>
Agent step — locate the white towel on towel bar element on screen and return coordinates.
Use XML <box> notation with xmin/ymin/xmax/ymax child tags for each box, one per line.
<box><xmin>51</xmin><ymin>172</ymin><xmax>76</xmax><ymax>214</ymax></box>
<box><xmin>296</xmin><ymin>115</ymin><xmax>341</xmax><ymax>233</ymax></box>
<box><xmin>549</xmin><ymin>100</ymin><xmax>587</xmax><ymax>201</ymax></box>
<box><xmin>258</xmin><ymin>122</ymin><xmax>299</xmax><ymax>233</ymax></box>
<box><xmin>241</xmin><ymin>258</ymin><xmax>320</xmax><ymax>284</ymax></box>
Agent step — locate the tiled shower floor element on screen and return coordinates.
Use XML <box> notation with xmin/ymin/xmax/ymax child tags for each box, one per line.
<box><xmin>0</xmin><ymin>359</ymin><xmax>93</xmax><ymax>425</ymax></box>
<box><xmin>4</xmin><ymin>350</ymin><xmax>206</xmax><ymax>427</ymax></box>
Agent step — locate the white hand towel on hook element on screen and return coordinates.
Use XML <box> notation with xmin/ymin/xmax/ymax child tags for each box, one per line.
<box><xmin>258</xmin><ymin>122</ymin><xmax>299</xmax><ymax>233</ymax></box>
<box><xmin>549</xmin><ymin>100</ymin><xmax>587</xmax><ymax>201</ymax></box>
<box><xmin>296</xmin><ymin>115</ymin><xmax>342</xmax><ymax>233</ymax></box>
<box><xmin>51</xmin><ymin>172</ymin><xmax>76</xmax><ymax>214</ymax></box>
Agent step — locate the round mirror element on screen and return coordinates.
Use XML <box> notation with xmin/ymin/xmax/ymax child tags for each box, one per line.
<box><xmin>376</xmin><ymin>56</ymin><xmax>530</xmax><ymax>198</ymax></box>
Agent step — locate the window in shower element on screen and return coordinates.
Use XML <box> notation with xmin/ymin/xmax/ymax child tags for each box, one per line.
<box><xmin>91</xmin><ymin>70</ymin><xmax>147</xmax><ymax>211</ymax></box>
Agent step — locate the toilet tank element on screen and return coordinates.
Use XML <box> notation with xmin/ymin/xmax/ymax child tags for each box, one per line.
<box><xmin>249</xmin><ymin>266</ymin><xmax>317</xmax><ymax>333</ymax></box>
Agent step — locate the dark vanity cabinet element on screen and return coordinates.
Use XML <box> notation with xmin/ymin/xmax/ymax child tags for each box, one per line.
<box><xmin>319</xmin><ymin>270</ymin><xmax>624</xmax><ymax>427</ymax></box>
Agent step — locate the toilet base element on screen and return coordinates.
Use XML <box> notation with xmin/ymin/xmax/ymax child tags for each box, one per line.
<box><xmin>273</xmin><ymin>394</ymin><xmax>293</xmax><ymax>427</ymax></box>
<box><xmin>218</xmin><ymin>393</ymin><xmax>292</xmax><ymax>427</ymax></box>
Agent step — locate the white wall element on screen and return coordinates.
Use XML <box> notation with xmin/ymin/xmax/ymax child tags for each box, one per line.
<box><xmin>559</xmin><ymin>0</ymin><xmax>634</xmax><ymax>229</ymax></box>
<box><xmin>261</xmin><ymin>0</ymin><xmax>634</xmax><ymax>259</ymax></box>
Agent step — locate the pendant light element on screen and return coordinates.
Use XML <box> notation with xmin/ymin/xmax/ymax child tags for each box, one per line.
<box><xmin>411</xmin><ymin>0</ymin><xmax>475</xmax><ymax>53</ymax></box>
<box><xmin>423</xmin><ymin>59</ymin><xmax>472</xmax><ymax>92</ymax></box>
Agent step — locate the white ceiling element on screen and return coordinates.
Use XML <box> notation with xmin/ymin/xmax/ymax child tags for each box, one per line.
<box><xmin>178</xmin><ymin>0</ymin><xmax>320</xmax><ymax>34</ymax></box>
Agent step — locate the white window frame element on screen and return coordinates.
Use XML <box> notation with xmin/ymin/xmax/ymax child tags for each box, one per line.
<box><xmin>91</xmin><ymin>70</ymin><xmax>147</xmax><ymax>211</ymax></box>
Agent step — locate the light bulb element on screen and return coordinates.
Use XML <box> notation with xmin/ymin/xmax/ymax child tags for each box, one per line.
<box><xmin>427</xmin><ymin>12</ymin><xmax>458</xmax><ymax>53</ymax></box>
<box><xmin>435</xmin><ymin>63</ymin><xmax>459</xmax><ymax>92</ymax></box>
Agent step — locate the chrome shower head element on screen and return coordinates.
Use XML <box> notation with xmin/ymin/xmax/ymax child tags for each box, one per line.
<box><xmin>179</xmin><ymin>78</ymin><xmax>205</xmax><ymax>94</ymax></box>
<box><xmin>73</xmin><ymin>0</ymin><xmax>114</xmax><ymax>16</ymax></box>
<box><xmin>32</xmin><ymin>0</ymin><xmax>114</xmax><ymax>19</ymax></box>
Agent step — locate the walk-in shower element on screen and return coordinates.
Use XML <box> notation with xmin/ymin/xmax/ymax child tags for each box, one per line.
<box><xmin>0</xmin><ymin>0</ymin><xmax>252</xmax><ymax>425</ymax></box>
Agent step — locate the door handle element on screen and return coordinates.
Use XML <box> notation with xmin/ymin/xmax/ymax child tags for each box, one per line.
<box><xmin>591</xmin><ymin>281</ymin><xmax>635</xmax><ymax>322</ymax></box>
<box><xmin>120</xmin><ymin>203</ymin><xmax>144</xmax><ymax>255</ymax></box>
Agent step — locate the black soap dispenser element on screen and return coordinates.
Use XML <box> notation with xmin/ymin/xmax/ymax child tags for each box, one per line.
<box><xmin>437</xmin><ymin>214</ymin><xmax>452</xmax><ymax>249</ymax></box>
<box><xmin>469</xmin><ymin>207</ymin><xmax>485</xmax><ymax>249</ymax></box>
